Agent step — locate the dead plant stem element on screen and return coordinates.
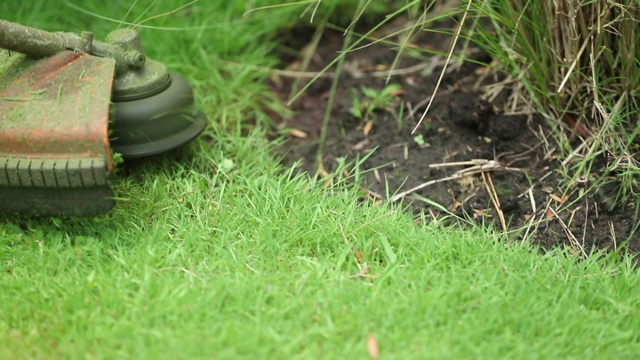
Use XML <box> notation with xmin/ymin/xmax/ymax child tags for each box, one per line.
<box><xmin>411</xmin><ymin>0</ymin><xmax>473</xmax><ymax>134</ymax></box>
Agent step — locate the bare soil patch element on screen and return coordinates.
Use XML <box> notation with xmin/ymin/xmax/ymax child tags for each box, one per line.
<box><xmin>268</xmin><ymin>19</ymin><xmax>639</xmax><ymax>254</ymax></box>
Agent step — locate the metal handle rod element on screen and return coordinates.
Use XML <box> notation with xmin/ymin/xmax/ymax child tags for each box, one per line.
<box><xmin>0</xmin><ymin>19</ymin><xmax>145</xmax><ymax>73</ymax></box>
<box><xmin>0</xmin><ymin>19</ymin><xmax>91</xmax><ymax>58</ymax></box>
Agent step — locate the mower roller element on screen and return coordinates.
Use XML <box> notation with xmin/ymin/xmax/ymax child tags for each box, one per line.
<box><xmin>0</xmin><ymin>19</ymin><xmax>207</xmax><ymax>216</ymax></box>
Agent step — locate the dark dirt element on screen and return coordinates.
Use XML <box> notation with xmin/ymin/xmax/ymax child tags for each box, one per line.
<box><xmin>268</xmin><ymin>18</ymin><xmax>639</xmax><ymax>255</ymax></box>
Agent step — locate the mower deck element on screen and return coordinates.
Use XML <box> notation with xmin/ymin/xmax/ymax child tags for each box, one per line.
<box><xmin>0</xmin><ymin>51</ymin><xmax>116</xmax><ymax>216</ymax></box>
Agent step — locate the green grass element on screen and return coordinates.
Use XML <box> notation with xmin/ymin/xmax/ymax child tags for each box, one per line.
<box><xmin>1</xmin><ymin>1</ymin><xmax>640</xmax><ymax>358</ymax></box>
<box><xmin>3</xmin><ymin>146</ymin><xmax>640</xmax><ymax>358</ymax></box>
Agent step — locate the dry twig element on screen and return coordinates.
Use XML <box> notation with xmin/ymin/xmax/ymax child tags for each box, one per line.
<box><xmin>390</xmin><ymin>159</ymin><xmax>525</xmax><ymax>202</ymax></box>
<box><xmin>482</xmin><ymin>172</ymin><xmax>507</xmax><ymax>233</ymax></box>
<box><xmin>548</xmin><ymin>207</ymin><xmax>588</xmax><ymax>258</ymax></box>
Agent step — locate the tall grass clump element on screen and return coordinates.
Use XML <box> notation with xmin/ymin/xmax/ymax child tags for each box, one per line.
<box><xmin>470</xmin><ymin>0</ymin><xmax>640</xmax><ymax>206</ymax></box>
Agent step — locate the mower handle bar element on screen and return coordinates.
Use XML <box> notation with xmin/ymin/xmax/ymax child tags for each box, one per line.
<box><xmin>0</xmin><ymin>19</ymin><xmax>145</xmax><ymax>73</ymax></box>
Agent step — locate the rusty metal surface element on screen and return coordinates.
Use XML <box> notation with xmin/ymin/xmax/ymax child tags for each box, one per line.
<box><xmin>0</xmin><ymin>51</ymin><xmax>115</xmax><ymax>164</ymax></box>
<box><xmin>0</xmin><ymin>50</ymin><xmax>116</xmax><ymax>215</ymax></box>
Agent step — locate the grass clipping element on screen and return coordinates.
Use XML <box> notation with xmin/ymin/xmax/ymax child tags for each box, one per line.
<box><xmin>471</xmin><ymin>0</ymin><xmax>640</xmax><ymax>205</ymax></box>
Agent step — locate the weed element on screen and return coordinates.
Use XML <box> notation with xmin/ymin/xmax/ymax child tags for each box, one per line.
<box><xmin>349</xmin><ymin>83</ymin><xmax>402</xmax><ymax>121</ymax></box>
<box><xmin>412</xmin><ymin>134</ymin><xmax>427</xmax><ymax>148</ymax></box>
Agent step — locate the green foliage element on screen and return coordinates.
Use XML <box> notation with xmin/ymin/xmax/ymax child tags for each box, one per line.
<box><xmin>349</xmin><ymin>83</ymin><xmax>402</xmax><ymax>120</ymax></box>
<box><xmin>413</xmin><ymin>134</ymin><xmax>425</xmax><ymax>146</ymax></box>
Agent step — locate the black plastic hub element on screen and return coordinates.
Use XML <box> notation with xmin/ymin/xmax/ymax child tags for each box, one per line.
<box><xmin>109</xmin><ymin>72</ymin><xmax>208</xmax><ymax>159</ymax></box>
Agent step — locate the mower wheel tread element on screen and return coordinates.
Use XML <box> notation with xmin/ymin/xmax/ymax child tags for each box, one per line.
<box><xmin>0</xmin><ymin>157</ymin><xmax>108</xmax><ymax>188</ymax></box>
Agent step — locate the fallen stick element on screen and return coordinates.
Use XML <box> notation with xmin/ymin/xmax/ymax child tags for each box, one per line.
<box><xmin>390</xmin><ymin>159</ymin><xmax>525</xmax><ymax>203</ymax></box>
<box><xmin>390</xmin><ymin>173</ymin><xmax>466</xmax><ymax>203</ymax></box>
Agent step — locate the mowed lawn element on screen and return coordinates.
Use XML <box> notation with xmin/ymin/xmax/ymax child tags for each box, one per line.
<box><xmin>1</xmin><ymin>1</ymin><xmax>639</xmax><ymax>358</ymax></box>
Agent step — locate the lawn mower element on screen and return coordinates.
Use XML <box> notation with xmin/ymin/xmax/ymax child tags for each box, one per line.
<box><xmin>0</xmin><ymin>19</ymin><xmax>207</xmax><ymax>216</ymax></box>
